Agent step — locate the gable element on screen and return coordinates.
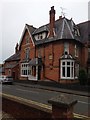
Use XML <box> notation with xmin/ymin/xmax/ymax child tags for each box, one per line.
<box><xmin>19</xmin><ymin>24</ymin><xmax>36</xmax><ymax>50</ymax></box>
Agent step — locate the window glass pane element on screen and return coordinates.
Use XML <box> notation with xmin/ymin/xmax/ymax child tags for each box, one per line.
<box><xmin>62</xmin><ymin>67</ymin><xmax>65</xmax><ymax>77</ymax></box>
<box><xmin>62</xmin><ymin>62</ymin><xmax>65</xmax><ymax>65</ymax></box>
<box><xmin>67</xmin><ymin>62</ymin><xmax>70</xmax><ymax>65</ymax></box>
<box><xmin>67</xmin><ymin>67</ymin><xmax>70</xmax><ymax>77</ymax></box>
<box><xmin>26</xmin><ymin>70</ymin><xmax>27</xmax><ymax>75</ymax></box>
<box><xmin>24</xmin><ymin>70</ymin><xmax>25</xmax><ymax>75</ymax></box>
<box><xmin>72</xmin><ymin>62</ymin><xmax>74</xmax><ymax>66</ymax></box>
<box><xmin>71</xmin><ymin>67</ymin><xmax>74</xmax><ymax>77</ymax></box>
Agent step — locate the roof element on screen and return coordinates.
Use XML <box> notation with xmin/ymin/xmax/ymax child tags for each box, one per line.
<box><xmin>5</xmin><ymin>63</ymin><xmax>19</xmax><ymax>69</ymax></box>
<box><xmin>31</xmin><ymin>17</ymin><xmax>82</xmax><ymax>45</ymax></box>
<box><xmin>5</xmin><ymin>51</ymin><xmax>20</xmax><ymax>62</ymax></box>
<box><xmin>77</xmin><ymin>21</ymin><xmax>90</xmax><ymax>42</ymax></box>
<box><xmin>20</xmin><ymin>17</ymin><xmax>90</xmax><ymax>47</ymax></box>
<box><xmin>60</xmin><ymin>54</ymin><xmax>75</xmax><ymax>60</ymax></box>
<box><xmin>19</xmin><ymin>24</ymin><xmax>36</xmax><ymax>50</ymax></box>
<box><xmin>29</xmin><ymin>58</ymin><xmax>42</xmax><ymax>66</ymax></box>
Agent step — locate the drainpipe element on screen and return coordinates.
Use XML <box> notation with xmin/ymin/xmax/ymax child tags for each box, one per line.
<box><xmin>36</xmin><ymin>58</ymin><xmax>38</xmax><ymax>80</ymax></box>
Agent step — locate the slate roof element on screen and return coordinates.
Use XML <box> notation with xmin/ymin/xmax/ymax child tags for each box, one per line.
<box><xmin>32</xmin><ymin>25</ymin><xmax>48</xmax><ymax>35</ymax></box>
<box><xmin>5</xmin><ymin>63</ymin><xmax>19</xmax><ymax>69</ymax></box>
<box><xmin>29</xmin><ymin>58</ymin><xmax>42</xmax><ymax>66</ymax></box>
<box><xmin>5</xmin><ymin>51</ymin><xmax>20</xmax><ymax>62</ymax></box>
<box><xmin>60</xmin><ymin>54</ymin><xmax>75</xmax><ymax>60</ymax></box>
<box><xmin>26</xmin><ymin>17</ymin><xmax>82</xmax><ymax>46</ymax></box>
<box><xmin>77</xmin><ymin>21</ymin><xmax>90</xmax><ymax>42</ymax></box>
<box><xmin>26</xmin><ymin>24</ymin><xmax>36</xmax><ymax>34</ymax></box>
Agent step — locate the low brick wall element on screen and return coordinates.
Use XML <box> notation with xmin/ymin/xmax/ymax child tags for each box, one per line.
<box><xmin>2</xmin><ymin>97</ymin><xmax>52</xmax><ymax>119</ymax></box>
<box><xmin>2</xmin><ymin>93</ymin><xmax>85</xmax><ymax>120</ymax></box>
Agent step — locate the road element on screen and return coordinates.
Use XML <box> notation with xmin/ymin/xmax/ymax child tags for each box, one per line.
<box><xmin>2</xmin><ymin>83</ymin><xmax>90</xmax><ymax>117</ymax></box>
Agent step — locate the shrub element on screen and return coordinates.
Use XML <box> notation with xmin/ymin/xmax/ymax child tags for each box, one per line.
<box><xmin>78</xmin><ymin>69</ymin><xmax>88</xmax><ymax>85</ymax></box>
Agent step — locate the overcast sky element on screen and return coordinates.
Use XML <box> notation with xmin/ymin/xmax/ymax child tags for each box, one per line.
<box><xmin>0</xmin><ymin>0</ymin><xmax>89</xmax><ymax>64</ymax></box>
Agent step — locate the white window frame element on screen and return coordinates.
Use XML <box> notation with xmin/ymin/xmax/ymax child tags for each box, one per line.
<box><xmin>21</xmin><ymin>63</ymin><xmax>32</xmax><ymax>77</ymax></box>
<box><xmin>61</xmin><ymin>60</ymin><xmax>74</xmax><ymax>79</ymax></box>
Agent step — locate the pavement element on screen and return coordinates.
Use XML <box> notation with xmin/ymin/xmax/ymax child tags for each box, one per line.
<box><xmin>14</xmin><ymin>80</ymin><xmax>90</xmax><ymax>97</ymax></box>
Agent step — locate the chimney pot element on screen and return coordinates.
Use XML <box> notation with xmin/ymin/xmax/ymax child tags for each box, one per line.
<box><xmin>59</xmin><ymin>16</ymin><xmax>62</xmax><ymax>19</ymax></box>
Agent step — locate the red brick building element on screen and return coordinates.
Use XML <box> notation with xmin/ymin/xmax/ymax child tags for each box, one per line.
<box><xmin>4</xmin><ymin>44</ymin><xmax>20</xmax><ymax>80</ymax></box>
<box><xmin>4</xmin><ymin>6</ymin><xmax>90</xmax><ymax>83</ymax></box>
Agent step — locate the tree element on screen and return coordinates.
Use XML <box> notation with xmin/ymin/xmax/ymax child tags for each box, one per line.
<box><xmin>78</xmin><ymin>69</ymin><xmax>88</xmax><ymax>85</ymax></box>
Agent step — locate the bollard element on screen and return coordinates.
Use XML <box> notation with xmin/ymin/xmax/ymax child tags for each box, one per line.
<box><xmin>48</xmin><ymin>93</ymin><xmax>77</xmax><ymax>120</ymax></box>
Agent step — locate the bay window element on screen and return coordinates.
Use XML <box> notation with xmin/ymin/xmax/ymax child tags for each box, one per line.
<box><xmin>21</xmin><ymin>63</ymin><xmax>32</xmax><ymax>77</ymax></box>
<box><xmin>61</xmin><ymin>60</ymin><xmax>74</xmax><ymax>79</ymax></box>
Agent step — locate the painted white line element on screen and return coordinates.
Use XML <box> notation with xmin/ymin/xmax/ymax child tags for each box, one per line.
<box><xmin>16</xmin><ymin>88</ymin><xmax>39</xmax><ymax>94</ymax></box>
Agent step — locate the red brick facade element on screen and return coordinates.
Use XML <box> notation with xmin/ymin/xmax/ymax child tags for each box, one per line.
<box><xmin>4</xmin><ymin>6</ymin><xmax>90</xmax><ymax>83</ymax></box>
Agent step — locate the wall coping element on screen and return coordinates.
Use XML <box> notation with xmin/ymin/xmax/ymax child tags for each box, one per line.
<box><xmin>1</xmin><ymin>93</ymin><xmax>52</xmax><ymax>113</ymax></box>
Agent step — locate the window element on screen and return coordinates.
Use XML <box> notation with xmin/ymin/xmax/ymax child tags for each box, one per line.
<box><xmin>8</xmin><ymin>69</ymin><xmax>11</xmax><ymax>76</ymax></box>
<box><xmin>21</xmin><ymin>63</ymin><xmax>32</xmax><ymax>77</ymax></box>
<box><xmin>25</xmin><ymin>48</ymin><xmax>30</xmax><ymax>59</ymax></box>
<box><xmin>25</xmin><ymin>36</ymin><xmax>29</xmax><ymax>44</ymax></box>
<box><xmin>75</xmin><ymin>44</ymin><xmax>78</xmax><ymax>57</ymax></box>
<box><xmin>64</xmin><ymin>42</ymin><xmax>69</xmax><ymax>54</ymax></box>
<box><xmin>40</xmin><ymin>34</ymin><xmax>43</xmax><ymax>39</ymax></box>
<box><xmin>61</xmin><ymin>60</ymin><xmax>74</xmax><ymax>79</ymax></box>
<box><xmin>75</xmin><ymin>63</ymin><xmax>79</xmax><ymax>78</ymax></box>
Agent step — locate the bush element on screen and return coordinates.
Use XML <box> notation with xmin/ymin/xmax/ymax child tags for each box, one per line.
<box><xmin>78</xmin><ymin>69</ymin><xmax>88</xmax><ymax>85</ymax></box>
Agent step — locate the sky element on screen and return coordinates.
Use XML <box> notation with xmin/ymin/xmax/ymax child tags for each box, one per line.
<box><xmin>0</xmin><ymin>0</ymin><xmax>89</xmax><ymax>64</ymax></box>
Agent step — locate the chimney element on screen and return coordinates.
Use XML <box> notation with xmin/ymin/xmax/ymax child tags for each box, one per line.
<box><xmin>15</xmin><ymin>43</ymin><xmax>19</xmax><ymax>53</ymax></box>
<box><xmin>49</xmin><ymin>6</ymin><xmax>56</xmax><ymax>37</ymax></box>
<box><xmin>59</xmin><ymin>16</ymin><xmax>62</xmax><ymax>19</ymax></box>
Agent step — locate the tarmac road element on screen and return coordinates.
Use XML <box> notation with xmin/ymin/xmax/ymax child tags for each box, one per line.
<box><xmin>2</xmin><ymin>84</ymin><xmax>90</xmax><ymax>117</ymax></box>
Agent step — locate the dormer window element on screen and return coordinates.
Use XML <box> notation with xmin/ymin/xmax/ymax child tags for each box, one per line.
<box><xmin>34</xmin><ymin>32</ymin><xmax>47</xmax><ymax>40</ymax></box>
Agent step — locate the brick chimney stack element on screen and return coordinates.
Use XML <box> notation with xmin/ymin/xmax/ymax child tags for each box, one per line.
<box><xmin>49</xmin><ymin>6</ymin><xmax>56</xmax><ymax>37</ymax></box>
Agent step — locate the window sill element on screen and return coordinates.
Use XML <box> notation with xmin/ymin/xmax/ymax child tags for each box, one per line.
<box><xmin>61</xmin><ymin>77</ymin><xmax>74</xmax><ymax>80</ymax></box>
<box><xmin>21</xmin><ymin>75</ymin><xmax>28</xmax><ymax>77</ymax></box>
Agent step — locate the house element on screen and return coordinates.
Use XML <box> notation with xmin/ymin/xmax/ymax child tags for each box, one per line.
<box><xmin>4</xmin><ymin>6</ymin><xmax>90</xmax><ymax>83</ymax></box>
<box><xmin>0</xmin><ymin>64</ymin><xmax>5</xmax><ymax>75</ymax></box>
<box><xmin>4</xmin><ymin>43</ymin><xmax>20</xmax><ymax>80</ymax></box>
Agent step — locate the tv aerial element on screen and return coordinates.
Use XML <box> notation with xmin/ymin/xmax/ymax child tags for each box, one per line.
<box><xmin>60</xmin><ymin>7</ymin><xmax>67</xmax><ymax>17</ymax></box>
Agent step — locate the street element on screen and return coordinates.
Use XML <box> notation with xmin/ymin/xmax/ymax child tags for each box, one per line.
<box><xmin>2</xmin><ymin>83</ymin><xmax>90</xmax><ymax>117</ymax></box>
